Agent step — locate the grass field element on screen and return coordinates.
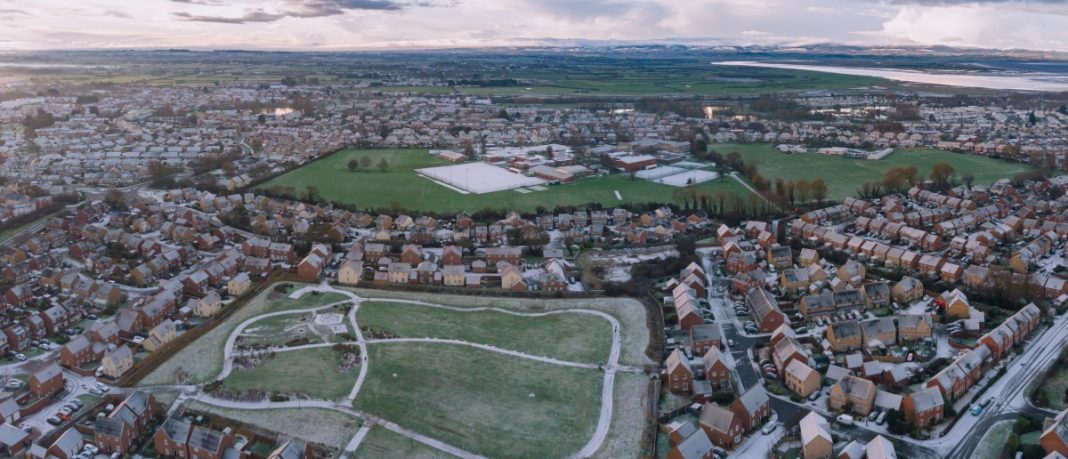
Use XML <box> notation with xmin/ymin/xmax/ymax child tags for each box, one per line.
<box><xmin>1037</xmin><ymin>362</ymin><xmax>1068</xmax><ymax>410</ymax></box>
<box><xmin>184</xmin><ymin>401</ymin><xmax>362</xmax><ymax>450</ymax></box>
<box><xmin>356</xmin><ymin>301</ymin><xmax>611</xmax><ymax>364</ymax></box>
<box><xmin>975</xmin><ymin>420</ymin><xmax>1012</xmax><ymax>459</ymax></box>
<box><xmin>710</xmin><ymin>143</ymin><xmax>1036</xmax><ymax>201</ymax></box>
<box><xmin>257</xmin><ymin>148</ymin><xmax>752</xmax><ymax>213</ymax></box>
<box><xmin>354</xmin><ymin>342</ymin><xmax>602</xmax><ymax>458</ymax></box>
<box><xmin>222</xmin><ymin>347</ymin><xmax>357</xmax><ymax>400</ymax></box>
<box><xmin>349</xmin><ymin>288</ymin><xmax>652</xmax><ymax>367</ymax></box>
<box><xmin>355</xmin><ymin>426</ymin><xmax>459</xmax><ymax>459</ymax></box>
<box><xmin>139</xmin><ymin>285</ymin><xmax>349</xmax><ymax>386</ymax></box>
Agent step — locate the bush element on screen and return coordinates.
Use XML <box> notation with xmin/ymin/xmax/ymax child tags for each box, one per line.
<box><xmin>1015</xmin><ymin>416</ymin><xmax>1032</xmax><ymax>433</ymax></box>
<box><xmin>709</xmin><ymin>391</ymin><xmax>735</xmax><ymax>405</ymax></box>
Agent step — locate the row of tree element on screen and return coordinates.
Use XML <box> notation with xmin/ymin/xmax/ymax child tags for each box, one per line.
<box><xmin>347</xmin><ymin>157</ymin><xmax>390</xmax><ymax>172</ymax></box>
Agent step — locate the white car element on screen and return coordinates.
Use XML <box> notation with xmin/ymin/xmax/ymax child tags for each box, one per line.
<box><xmin>761</xmin><ymin>422</ymin><xmax>779</xmax><ymax>435</ymax></box>
<box><xmin>83</xmin><ymin>443</ymin><xmax>99</xmax><ymax>454</ymax></box>
<box><xmin>836</xmin><ymin>414</ymin><xmax>855</xmax><ymax>426</ymax></box>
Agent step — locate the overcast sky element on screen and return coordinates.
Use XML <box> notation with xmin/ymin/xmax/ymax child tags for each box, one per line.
<box><xmin>1</xmin><ymin>0</ymin><xmax>1067</xmax><ymax>52</ymax></box>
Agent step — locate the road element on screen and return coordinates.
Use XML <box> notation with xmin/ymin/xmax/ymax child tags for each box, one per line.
<box><xmin>699</xmin><ymin>244</ymin><xmax>1068</xmax><ymax>456</ymax></box>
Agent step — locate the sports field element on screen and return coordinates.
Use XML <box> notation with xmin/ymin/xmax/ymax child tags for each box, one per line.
<box><xmin>710</xmin><ymin>143</ymin><xmax>1035</xmax><ymax>200</ymax></box>
<box><xmin>256</xmin><ymin>148</ymin><xmax>753</xmax><ymax>213</ymax></box>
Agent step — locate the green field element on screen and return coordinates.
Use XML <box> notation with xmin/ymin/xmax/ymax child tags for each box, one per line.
<box><xmin>139</xmin><ymin>285</ymin><xmax>350</xmax><ymax>386</ymax></box>
<box><xmin>257</xmin><ymin>148</ymin><xmax>752</xmax><ymax>213</ymax></box>
<box><xmin>354</xmin><ymin>342</ymin><xmax>603</xmax><ymax>458</ymax></box>
<box><xmin>222</xmin><ymin>347</ymin><xmax>357</xmax><ymax>400</ymax></box>
<box><xmin>710</xmin><ymin>143</ymin><xmax>1036</xmax><ymax>201</ymax></box>
<box><xmin>357</xmin><ymin>302</ymin><xmax>611</xmax><ymax>364</ymax></box>
<box><xmin>355</xmin><ymin>426</ymin><xmax>459</xmax><ymax>459</ymax></box>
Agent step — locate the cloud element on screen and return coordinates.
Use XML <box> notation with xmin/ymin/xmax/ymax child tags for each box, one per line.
<box><xmin>173</xmin><ymin>10</ymin><xmax>287</xmax><ymax>24</ymax></box>
<box><xmin>170</xmin><ymin>0</ymin><xmax>446</xmax><ymax>24</ymax></box>
<box><xmin>169</xmin><ymin>0</ymin><xmax>226</xmax><ymax>4</ymax></box>
<box><xmin>872</xmin><ymin>0</ymin><xmax>1066</xmax><ymax>4</ymax></box>
<box><xmin>103</xmin><ymin>9</ymin><xmax>131</xmax><ymax>18</ymax></box>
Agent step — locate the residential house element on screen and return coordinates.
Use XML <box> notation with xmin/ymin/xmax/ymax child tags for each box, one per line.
<box><xmin>830</xmin><ymin>375</ymin><xmax>877</xmax><ymax>416</ymax></box>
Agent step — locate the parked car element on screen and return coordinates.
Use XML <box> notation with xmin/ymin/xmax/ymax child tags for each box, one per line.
<box><xmin>762</xmin><ymin>422</ymin><xmax>779</xmax><ymax>435</ymax></box>
<box><xmin>836</xmin><ymin>414</ymin><xmax>855</xmax><ymax>426</ymax></box>
<box><xmin>5</xmin><ymin>380</ymin><xmax>22</xmax><ymax>390</ymax></box>
<box><xmin>14</xmin><ymin>354</ymin><xmax>26</xmax><ymax>362</ymax></box>
<box><xmin>971</xmin><ymin>405</ymin><xmax>983</xmax><ymax>416</ymax></box>
<box><xmin>808</xmin><ymin>391</ymin><xmax>820</xmax><ymax>401</ymax></box>
<box><xmin>70</xmin><ymin>399</ymin><xmax>84</xmax><ymax>409</ymax></box>
<box><xmin>876</xmin><ymin>411</ymin><xmax>888</xmax><ymax>425</ymax></box>
<box><xmin>88</xmin><ymin>388</ymin><xmax>103</xmax><ymax>396</ymax></box>
<box><xmin>46</xmin><ymin>417</ymin><xmax>62</xmax><ymax>426</ymax></box>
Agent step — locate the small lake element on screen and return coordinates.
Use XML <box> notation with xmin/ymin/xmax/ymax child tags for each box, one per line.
<box><xmin>714</xmin><ymin>61</ymin><xmax>1068</xmax><ymax>92</ymax></box>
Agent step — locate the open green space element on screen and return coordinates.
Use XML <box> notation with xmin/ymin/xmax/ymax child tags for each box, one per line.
<box><xmin>354</xmin><ymin>342</ymin><xmax>602</xmax><ymax>458</ymax></box>
<box><xmin>184</xmin><ymin>401</ymin><xmax>362</xmax><ymax>449</ymax></box>
<box><xmin>1036</xmin><ymin>359</ymin><xmax>1068</xmax><ymax>410</ymax></box>
<box><xmin>139</xmin><ymin>284</ymin><xmax>349</xmax><ymax>386</ymax></box>
<box><xmin>710</xmin><ymin>143</ymin><xmax>1036</xmax><ymax>201</ymax></box>
<box><xmin>975</xmin><ymin>420</ymin><xmax>1012</xmax><ymax>459</ymax></box>
<box><xmin>257</xmin><ymin>148</ymin><xmax>752</xmax><ymax>213</ymax></box>
<box><xmin>240</xmin><ymin>311</ymin><xmax>351</xmax><ymax>347</ymax></box>
<box><xmin>222</xmin><ymin>347</ymin><xmax>357</xmax><ymax>400</ymax></box>
<box><xmin>355</xmin><ymin>426</ymin><xmax>459</xmax><ymax>459</ymax></box>
<box><xmin>356</xmin><ymin>301</ymin><xmax>611</xmax><ymax>364</ymax></box>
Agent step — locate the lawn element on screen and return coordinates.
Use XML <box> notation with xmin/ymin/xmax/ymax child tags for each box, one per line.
<box><xmin>256</xmin><ymin>148</ymin><xmax>752</xmax><ymax>213</ymax></box>
<box><xmin>1037</xmin><ymin>361</ymin><xmax>1068</xmax><ymax>409</ymax></box>
<box><xmin>347</xmin><ymin>287</ymin><xmax>653</xmax><ymax>367</ymax></box>
<box><xmin>138</xmin><ymin>284</ymin><xmax>349</xmax><ymax>386</ymax></box>
<box><xmin>975</xmin><ymin>420</ymin><xmax>1012</xmax><ymax>459</ymax></box>
<box><xmin>356</xmin><ymin>301</ymin><xmax>611</xmax><ymax>364</ymax></box>
<box><xmin>222</xmin><ymin>347</ymin><xmax>357</xmax><ymax>400</ymax></box>
<box><xmin>184</xmin><ymin>400</ymin><xmax>362</xmax><ymax>450</ymax></box>
<box><xmin>240</xmin><ymin>311</ymin><xmax>351</xmax><ymax>347</ymax></box>
<box><xmin>709</xmin><ymin>143</ymin><xmax>1036</xmax><ymax>201</ymax></box>
<box><xmin>354</xmin><ymin>342</ymin><xmax>603</xmax><ymax>458</ymax></box>
<box><xmin>355</xmin><ymin>426</ymin><xmax>459</xmax><ymax>459</ymax></box>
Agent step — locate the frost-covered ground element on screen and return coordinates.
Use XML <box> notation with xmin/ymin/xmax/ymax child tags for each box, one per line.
<box><xmin>183</xmin><ymin>400</ymin><xmax>361</xmax><ymax>449</ymax></box>
<box><xmin>593</xmin><ymin>371</ymin><xmax>652</xmax><ymax>459</ymax></box>
<box><xmin>344</xmin><ymin>287</ymin><xmax>654</xmax><ymax>367</ymax></box>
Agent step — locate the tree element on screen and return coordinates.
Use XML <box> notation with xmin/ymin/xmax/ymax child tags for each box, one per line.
<box><xmin>885</xmin><ymin>409</ymin><xmax>908</xmax><ymax>435</ymax></box>
<box><xmin>360</xmin><ymin>156</ymin><xmax>372</xmax><ymax>170</ymax></box>
<box><xmin>962</xmin><ymin>172</ymin><xmax>975</xmax><ymax>188</ymax></box>
<box><xmin>305</xmin><ymin>186</ymin><xmax>320</xmax><ymax>202</ymax></box>
<box><xmin>930</xmin><ymin>162</ymin><xmax>955</xmax><ymax>190</ymax></box>
<box><xmin>104</xmin><ymin>189</ymin><xmax>126</xmax><ymax>210</ymax></box>
<box><xmin>348</xmin><ymin>159</ymin><xmax>360</xmax><ymax>172</ymax></box>
<box><xmin>377</xmin><ymin>158</ymin><xmax>389</xmax><ymax>172</ymax></box>
<box><xmin>811</xmin><ymin>178</ymin><xmax>828</xmax><ymax>204</ymax></box>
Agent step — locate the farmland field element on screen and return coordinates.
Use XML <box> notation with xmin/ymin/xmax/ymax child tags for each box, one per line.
<box><xmin>356</xmin><ymin>301</ymin><xmax>612</xmax><ymax>364</ymax></box>
<box><xmin>710</xmin><ymin>143</ymin><xmax>1036</xmax><ymax>201</ymax></box>
<box><xmin>256</xmin><ymin>148</ymin><xmax>753</xmax><ymax>213</ymax></box>
<box><xmin>354</xmin><ymin>342</ymin><xmax>603</xmax><ymax>459</ymax></box>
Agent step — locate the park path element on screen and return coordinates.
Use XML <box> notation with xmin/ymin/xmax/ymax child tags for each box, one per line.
<box><xmin>195</xmin><ymin>283</ymin><xmax>627</xmax><ymax>458</ymax></box>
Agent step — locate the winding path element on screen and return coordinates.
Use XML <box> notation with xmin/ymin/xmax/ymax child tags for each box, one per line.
<box><xmin>190</xmin><ymin>283</ymin><xmax>628</xmax><ymax>458</ymax></box>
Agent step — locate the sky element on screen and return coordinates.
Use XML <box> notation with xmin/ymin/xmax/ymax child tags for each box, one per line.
<box><xmin>0</xmin><ymin>0</ymin><xmax>1067</xmax><ymax>52</ymax></box>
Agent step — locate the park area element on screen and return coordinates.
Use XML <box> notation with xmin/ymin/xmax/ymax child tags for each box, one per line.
<box><xmin>144</xmin><ymin>284</ymin><xmax>652</xmax><ymax>458</ymax></box>
<box><xmin>354</xmin><ymin>342</ymin><xmax>603</xmax><ymax>458</ymax></box>
<box><xmin>255</xmin><ymin>148</ymin><xmax>753</xmax><ymax>213</ymax></box>
<box><xmin>138</xmin><ymin>285</ymin><xmax>350</xmax><ymax>386</ymax></box>
<box><xmin>710</xmin><ymin>143</ymin><xmax>1036</xmax><ymax>201</ymax></box>
<box><xmin>356</xmin><ymin>301</ymin><xmax>612</xmax><ymax>364</ymax></box>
